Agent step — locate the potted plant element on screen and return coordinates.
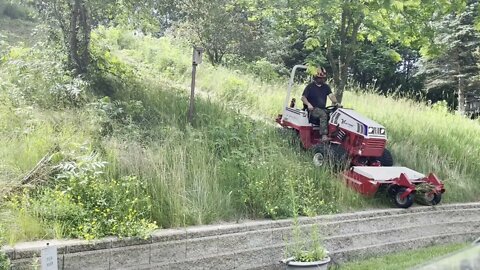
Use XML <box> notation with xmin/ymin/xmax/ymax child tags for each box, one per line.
<box><xmin>281</xmin><ymin>218</ymin><xmax>331</xmax><ymax>270</ymax></box>
<box><xmin>281</xmin><ymin>182</ymin><xmax>331</xmax><ymax>269</ymax></box>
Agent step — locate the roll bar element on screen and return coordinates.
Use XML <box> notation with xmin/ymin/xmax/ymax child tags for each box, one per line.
<box><xmin>283</xmin><ymin>65</ymin><xmax>308</xmax><ymax>109</ymax></box>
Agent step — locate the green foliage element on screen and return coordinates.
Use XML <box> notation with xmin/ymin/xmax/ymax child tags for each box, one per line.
<box><xmin>0</xmin><ymin>16</ymin><xmax>38</xmax><ymax>49</ymax></box>
<box><xmin>294</xmin><ymin>246</ymin><xmax>328</xmax><ymax>263</ymax></box>
<box><xmin>3</xmin><ymin>2</ymin><xmax>30</xmax><ymax>20</ymax></box>
<box><xmin>30</xmin><ymin>0</ymin><xmax>179</xmax><ymax>75</ymax></box>
<box><xmin>351</xmin><ymin>40</ymin><xmax>424</xmax><ymax>95</ymax></box>
<box><xmin>0</xmin><ymin>45</ymin><xmax>90</xmax><ymax>108</ymax></box>
<box><xmin>91</xmin><ymin>28</ymin><xmax>360</xmax><ymax>227</ymax></box>
<box><xmin>0</xmin><ymin>106</ymin><xmax>100</xmax><ymax>189</ymax></box>
<box><xmin>8</xmin><ymin>151</ymin><xmax>157</xmax><ymax>240</ymax></box>
<box><xmin>0</xmin><ymin>251</ymin><xmax>10</xmax><ymax>270</ymax></box>
<box><xmin>272</xmin><ymin>0</ymin><xmax>465</xmax><ymax>102</ymax></box>
<box><xmin>126</xmin><ymin>31</ymin><xmax>480</xmax><ymax>206</ymax></box>
<box><xmin>0</xmin><ymin>223</ymin><xmax>10</xmax><ymax>270</ymax></box>
<box><xmin>233</xmin><ymin>59</ymin><xmax>286</xmax><ymax>82</ymax></box>
<box><xmin>431</xmin><ymin>100</ymin><xmax>450</xmax><ymax>114</ymax></box>
<box><xmin>175</xmin><ymin>0</ymin><xmax>267</xmax><ymax>65</ymax></box>
<box><xmin>0</xmin><ymin>208</ymin><xmax>48</xmax><ymax>245</ymax></box>
<box><xmin>416</xmin><ymin>0</ymin><xmax>480</xmax><ymax>113</ymax></box>
<box><xmin>285</xmin><ymin>170</ymin><xmax>328</xmax><ymax>263</ymax></box>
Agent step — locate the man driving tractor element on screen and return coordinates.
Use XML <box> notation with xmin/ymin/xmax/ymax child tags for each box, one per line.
<box><xmin>301</xmin><ymin>67</ymin><xmax>341</xmax><ymax>141</ymax></box>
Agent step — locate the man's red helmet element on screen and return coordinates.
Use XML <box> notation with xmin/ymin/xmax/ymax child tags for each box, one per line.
<box><xmin>314</xmin><ymin>67</ymin><xmax>327</xmax><ymax>78</ymax></box>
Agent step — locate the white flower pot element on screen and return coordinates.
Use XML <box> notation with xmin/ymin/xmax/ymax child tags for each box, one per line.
<box><xmin>284</xmin><ymin>256</ymin><xmax>331</xmax><ymax>270</ymax></box>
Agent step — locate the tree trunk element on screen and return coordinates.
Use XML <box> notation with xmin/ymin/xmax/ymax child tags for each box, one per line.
<box><xmin>336</xmin><ymin>64</ymin><xmax>348</xmax><ymax>103</ymax></box>
<box><xmin>69</xmin><ymin>0</ymin><xmax>80</xmax><ymax>74</ymax></box>
<box><xmin>68</xmin><ymin>0</ymin><xmax>90</xmax><ymax>76</ymax></box>
<box><xmin>458</xmin><ymin>78</ymin><xmax>466</xmax><ymax>115</ymax></box>
<box><xmin>457</xmin><ymin>61</ymin><xmax>466</xmax><ymax>115</ymax></box>
<box><xmin>328</xmin><ymin>4</ymin><xmax>364</xmax><ymax>104</ymax></box>
<box><xmin>79</xmin><ymin>1</ymin><xmax>90</xmax><ymax>74</ymax></box>
<box><xmin>206</xmin><ymin>49</ymin><xmax>224</xmax><ymax>66</ymax></box>
<box><xmin>326</xmin><ymin>39</ymin><xmax>339</xmax><ymax>86</ymax></box>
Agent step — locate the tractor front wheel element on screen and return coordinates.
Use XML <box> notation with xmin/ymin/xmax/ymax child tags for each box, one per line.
<box><xmin>313</xmin><ymin>151</ymin><xmax>326</xmax><ymax>167</ymax></box>
<box><xmin>391</xmin><ymin>187</ymin><xmax>414</xmax><ymax>208</ymax></box>
<box><xmin>378</xmin><ymin>148</ymin><xmax>394</xmax><ymax>166</ymax></box>
<box><xmin>312</xmin><ymin>144</ymin><xmax>348</xmax><ymax>171</ymax></box>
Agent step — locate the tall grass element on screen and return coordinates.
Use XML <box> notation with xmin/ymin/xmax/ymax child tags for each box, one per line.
<box><xmin>109</xmin><ymin>29</ymin><xmax>480</xmax><ymax>204</ymax></box>
<box><xmin>97</xmin><ymin>70</ymin><xmax>366</xmax><ymax>225</ymax></box>
<box><xmin>104</xmin><ymin>133</ymin><xmax>232</xmax><ymax>228</ymax></box>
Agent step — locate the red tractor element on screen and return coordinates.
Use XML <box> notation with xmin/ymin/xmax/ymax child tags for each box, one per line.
<box><xmin>276</xmin><ymin>65</ymin><xmax>445</xmax><ymax>208</ymax></box>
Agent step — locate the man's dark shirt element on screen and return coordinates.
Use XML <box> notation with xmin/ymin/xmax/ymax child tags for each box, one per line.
<box><xmin>302</xmin><ymin>82</ymin><xmax>332</xmax><ymax>109</ymax></box>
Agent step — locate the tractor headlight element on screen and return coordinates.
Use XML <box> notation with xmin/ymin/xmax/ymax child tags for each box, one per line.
<box><xmin>380</xmin><ymin>128</ymin><xmax>385</xmax><ymax>135</ymax></box>
<box><xmin>368</xmin><ymin>127</ymin><xmax>374</xmax><ymax>134</ymax></box>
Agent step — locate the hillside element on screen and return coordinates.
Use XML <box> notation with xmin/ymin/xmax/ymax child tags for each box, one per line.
<box><xmin>0</xmin><ymin>1</ymin><xmax>38</xmax><ymax>49</ymax></box>
<box><xmin>112</xmin><ymin>29</ymin><xmax>480</xmax><ymax>202</ymax></box>
<box><xmin>0</xmin><ymin>24</ymin><xmax>480</xmax><ymax>244</ymax></box>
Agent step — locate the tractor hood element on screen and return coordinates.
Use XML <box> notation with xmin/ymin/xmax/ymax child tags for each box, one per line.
<box><xmin>330</xmin><ymin>108</ymin><xmax>387</xmax><ymax>138</ymax></box>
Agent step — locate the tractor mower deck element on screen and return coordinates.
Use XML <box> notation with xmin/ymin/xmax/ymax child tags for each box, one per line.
<box><xmin>350</xmin><ymin>166</ymin><xmax>425</xmax><ymax>182</ymax></box>
<box><xmin>343</xmin><ymin>166</ymin><xmax>445</xmax><ymax>208</ymax></box>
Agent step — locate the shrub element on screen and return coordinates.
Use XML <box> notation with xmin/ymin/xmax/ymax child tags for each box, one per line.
<box><xmin>431</xmin><ymin>100</ymin><xmax>450</xmax><ymax>114</ymax></box>
<box><xmin>245</xmin><ymin>59</ymin><xmax>283</xmax><ymax>82</ymax></box>
<box><xmin>3</xmin><ymin>3</ymin><xmax>29</xmax><ymax>20</ymax></box>
<box><xmin>8</xmin><ymin>151</ymin><xmax>157</xmax><ymax>240</ymax></box>
<box><xmin>1</xmin><ymin>45</ymin><xmax>90</xmax><ymax>108</ymax></box>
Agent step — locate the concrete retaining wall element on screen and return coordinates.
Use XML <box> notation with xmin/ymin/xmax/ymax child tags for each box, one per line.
<box><xmin>4</xmin><ymin>203</ymin><xmax>480</xmax><ymax>269</ymax></box>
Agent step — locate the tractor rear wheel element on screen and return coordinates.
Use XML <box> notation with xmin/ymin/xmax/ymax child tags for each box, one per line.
<box><xmin>378</xmin><ymin>148</ymin><xmax>394</xmax><ymax>166</ymax></box>
<box><xmin>391</xmin><ymin>187</ymin><xmax>414</xmax><ymax>208</ymax></box>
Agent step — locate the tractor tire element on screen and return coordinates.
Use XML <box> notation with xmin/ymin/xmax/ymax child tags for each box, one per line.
<box><xmin>431</xmin><ymin>193</ymin><xmax>442</xmax><ymax>205</ymax></box>
<box><xmin>417</xmin><ymin>192</ymin><xmax>442</xmax><ymax>206</ymax></box>
<box><xmin>312</xmin><ymin>145</ymin><xmax>327</xmax><ymax>167</ymax></box>
<box><xmin>312</xmin><ymin>143</ymin><xmax>348</xmax><ymax>171</ymax></box>
<box><xmin>378</xmin><ymin>148</ymin><xmax>394</xmax><ymax>167</ymax></box>
<box><xmin>391</xmin><ymin>187</ymin><xmax>414</xmax><ymax>208</ymax></box>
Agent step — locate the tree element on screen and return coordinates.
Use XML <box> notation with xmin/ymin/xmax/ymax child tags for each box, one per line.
<box><xmin>275</xmin><ymin>0</ymin><xmax>465</xmax><ymax>103</ymax></box>
<box><xmin>417</xmin><ymin>0</ymin><xmax>480</xmax><ymax>115</ymax></box>
<box><xmin>30</xmin><ymin>0</ymin><xmax>161</xmax><ymax>75</ymax></box>
<box><xmin>178</xmin><ymin>0</ymin><xmax>266</xmax><ymax>65</ymax></box>
<box><xmin>351</xmin><ymin>40</ymin><xmax>424</xmax><ymax>96</ymax></box>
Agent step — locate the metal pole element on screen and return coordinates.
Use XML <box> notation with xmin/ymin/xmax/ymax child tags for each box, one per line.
<box><xmin>189</xmin><ymin>63</ymin><xmax>197</xmax><ymax>124</ymax></box>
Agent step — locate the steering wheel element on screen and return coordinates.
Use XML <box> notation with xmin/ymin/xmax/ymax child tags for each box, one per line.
<box><xmin>324</xmin><ymin>105</ymin><xmax>340</xmax><ymax>113</ymax></box>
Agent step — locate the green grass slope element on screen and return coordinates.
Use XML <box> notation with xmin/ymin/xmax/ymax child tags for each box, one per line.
<box><xmin>0</xmin><ymin>27</ymin><xmax>479</xmax><ymax>243</ymax></box>
<box><xmin>113</xmin><ymin>28</ymin><xmax>480</xmax><ymax>203</ymax></box>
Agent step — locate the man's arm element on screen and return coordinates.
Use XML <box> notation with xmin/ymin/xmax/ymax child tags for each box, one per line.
<box><xmin>301</xmin><ymin>96</ymin><xmax>314</xmax><ymax>110</ymax></box>
<box><xmin>328</xmin><ymin>93</ymin><xmax>341</xmax><ymax>106</ymax></box>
